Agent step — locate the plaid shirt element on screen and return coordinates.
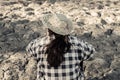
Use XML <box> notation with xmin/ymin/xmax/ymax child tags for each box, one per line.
<box><xmin>26</xmin><ymin>35</ymin><xmax>95</xmax><ymax>80</ymax></box>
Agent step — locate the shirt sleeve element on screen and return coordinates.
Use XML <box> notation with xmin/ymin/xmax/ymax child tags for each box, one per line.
<box><xmin>26</xmin><ymin>38</ymin><xmax>41</xmax><ymax>59</ymax></box>
<box><xmin>77</xmin><ymin>38</ymin><xmax>95</xmax><ymax>61</ymax></box>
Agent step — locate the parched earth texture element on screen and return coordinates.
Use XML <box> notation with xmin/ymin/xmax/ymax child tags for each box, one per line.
<box><xmin>0</xmin><ymin>0</ymin><xmax>120</xmax><ymax>80</ymax></box>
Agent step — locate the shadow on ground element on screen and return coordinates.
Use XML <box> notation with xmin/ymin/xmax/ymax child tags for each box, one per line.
<box><xmin>0</xmin><ymin>19</ymin><xmax>44</xmax><ymax>53</ymax></box>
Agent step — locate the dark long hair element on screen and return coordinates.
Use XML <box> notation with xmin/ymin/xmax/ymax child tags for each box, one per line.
<box><xmin>45</xmin><ymin>29</ymin><xmax>71</xmax><ymax>67</ymax></box>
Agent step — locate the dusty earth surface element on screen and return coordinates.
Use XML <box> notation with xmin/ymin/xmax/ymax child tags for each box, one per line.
<box><xmin>0</xmin><ymin>0</ymin><xmax>120</xmax><ymax>80</ymax></box>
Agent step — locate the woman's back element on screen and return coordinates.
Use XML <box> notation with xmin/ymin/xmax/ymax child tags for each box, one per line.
<box><xmin>26</xmin><ymin>35</ymin><xmax>95</xmax><ymax>80</ymax></box>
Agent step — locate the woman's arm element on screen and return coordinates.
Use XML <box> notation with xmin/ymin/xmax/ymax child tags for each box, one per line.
<box><xmin>77</xmin><ymin>38</ymin><xmax>95</xmax><ymax>61</ymax></box>
<box><xmin>26</xmin><ymin>38</ymin><xmax>41</xmax><ymax>59</ymax></box>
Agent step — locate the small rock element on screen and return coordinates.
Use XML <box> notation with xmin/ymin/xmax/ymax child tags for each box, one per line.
<box><xmin>90</xmin><ymin>11</ymin><xmax>98</xmax><ymax>17</ymax></box>
<box><xmin>109</xmin><ymin>40</ymin><xmax>117</xmax><ymax>47</ymax></box>
<box><xmin>101</xmin><ymin>19</ymin><xmax>107</xmax><ymax>25</ymax></box>
<box><xmin>83</xmin><ymin>32</ymin><xmax>92</xmax><ymax>38</ymax></box>
<box><xmin>10</xmin><ymin>22</ymin><xmax>16</xmax><ymax>27</ymax></box>
<box><xmin>111</xmin><ymin>58</ymin><xmax>120</xmax><ymax>69</ymax></box>
<box><xmin>0</xmin><ymin>22</ymin><xmax>5</xmax><ymax>28</ymax></box>
<box><xmin>35</xmin><ymin>1</ymin><xmax>43</xmax><ymax>5</ymax></box>
<box><xmin>26</xmin><ymin>21</ymin><xmax>42</xmax><ymax>32</ymax></box>
<box><xmin>106</xmin><ymin>0</ymin><xmax>111</xmax><ymax>3</ymax></box>
<box><xmin>86</xmin><ymin>12</ymin><xmax>91</xmax><ymax>15</ymax></box>
<box><xmin>27</xmin><ymin>12</ymin><xmax>34</xmax><ymax>15</ymax></box>
<box><xmin>16</xmin><ymin>19</ymin><xmax>30</xmax><ymax>24</ymax></box>
<box><xmin>3</xmin><ymin>69</ymin><xmax>19</xmax><ymax>80</ymax></box>
<box><xmin>38</xmin><ymin>20</ymin><xmax>43</xmax><ymax>26</ymax></box>
<box><xmin>0</xmin><ymin>35</ymin><xmax>7</xmax><ymax>42</ymax></box>
<box><xmin>0</xmin><ymin>47</ymin><xmax>2</xmax><ymax>50</ymax></box>
<box><xmin>95</xmin><ymin>24</ymin><xmax>101</xmax><ymax>29</ymax></box>
<box><xmin>25</xmin><ymin>8</ymin><xmax>34</xmax><ymax>11</ymax></box>
<box><xmin>97</xmin><ymin>1</ymin><xmax>103</xmax><ymax>4</ymax></box>
<box><xmin>113</xmin><ymin>27</ymin><xmax>120</xmax><ymax>36</ymax></box>
<box><xmin>0</xmin><ymin>55</ymin><xmax>4</xmax><ymax>63</ymax></box>
<box><xmin>104</xmin><ymin>29</ymin><xmax>113</xmax><ymax>36</ymax></box>
<box><xmin>110</xmin><ymin>23</ymin><xmax>120</xmax><ymax>26</ymax></box>
<box><xmin>105</xmin><ymin>17</ymin><xmax>114</xmax><ymax>24</ymax></box>
<box><xmin>3</xmin><ymin>16</ymin><xmax>9</xmax><ymax>19</ymax></box>
<box><xmin>89</xmin><ymin>2</ymin><xmax>95</xmax><ymax>5</ymax></box>
<box><xmin>13</xmin><ymin>7</ymin><xmax>22</xmax><ymax>10</ymax></box>
<box><xmin>86</xmin><ymin>58</ymin><xmax>110</xmax><ymax>78</ymax></box>
<box><xmin>0</xmin><ymin>18</ymin><xmax>3</xmax><ymax>21</ymax></box>
<box><xmin>83</xmin><ymin>7</ymin><xmax>89</xmax><ymax>11</ymax></box>
<box><xmin>97</xmin><ymin>5</ymin><xmax>104</xmax><ymax>9</ymax></box>
<box><xmin>77</xmin><ymin>21</ymin><xmax>85</xmax><ymax>26</ymax></box>
<box><xmin>97</xmin><ymin>12</ymin><xmax>101</xmax><ymax>17</ymax></box>
<box><xmin>9</xmin><ymin>1</ymin><xmax>17</xmax><ymax>5</ymax></box>
<box><xmin>111</xmin><ymin>23</ymin><xmax>116</xmax><ymax>26</ymax></box>
<box><xmin>11</xmin><ymin>14</ymin><xmax>19</xmax><ymax>19</ymax></box>
<box><xmin>0</xmin><ymin>14</ymin><xmax>3</xmax><ymax>16</ymax></box>
<box><xmin>29</xmin><ymin>32</ymin><xmax>40</xmax><ymax>39</ymax></box>
<box><xmin>42</xmin><ymin>11</ymin><xmax>51</xmax><ymax>14</ymax></box>
<box><xmin>105</xmin><ymin>3</ymin><xmax>110</xmax><ymax>6</ymax></box>
<box><xmin>19</xmin><ymin>60</ymin><xmax>28</xmax><ymax>71</ymax></box>
<box><xmin>2</xmin><ymin>2</ymin><xmax>10</xmax><ymax>6</ymax></box>
<box><xmin>113</xmin><ymin>1</ymin><xmax>118</xmax><ymax>5</ymax></box>
<box><xmin>21</xmin><ymin>1</ymin><xmax>30</xmax><ymax>6</ymax></box>
<box><xmin>2</xmin><ymin>29</ymin><xmax>15</xmax><ymax>35</ymax></box>
<box><xmin>2</xmin><ymin>1</ymin><xmax>17</xmax><ymax>5</ymax></box>
<box><xmin>47</xmin><ymin>0</ymin><xmax>56</xmax><ymax>4</ymax></box>
<box><xmin>0</xmin><ymin>69</ymin><xmax>4</xmax><ymax>79</ymax></box>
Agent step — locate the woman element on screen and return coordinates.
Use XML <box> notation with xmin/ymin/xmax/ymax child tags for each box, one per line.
<box><xmin>26</xmin><ymin>13</ymin><xmax>95</xmax><ymax>80</ymax></box>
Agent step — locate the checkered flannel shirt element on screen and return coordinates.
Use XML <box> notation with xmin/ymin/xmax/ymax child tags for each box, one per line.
<box><xmin>26</xmin><ymin>35</ymin><xmax>95</xmax><ymax>80</ymax></box>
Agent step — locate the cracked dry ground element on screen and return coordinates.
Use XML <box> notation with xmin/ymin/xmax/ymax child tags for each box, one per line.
<box><xmin>0</xmin><ymin>0</ymin><xmax>120</xmax><ymax>80</ymax></box>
